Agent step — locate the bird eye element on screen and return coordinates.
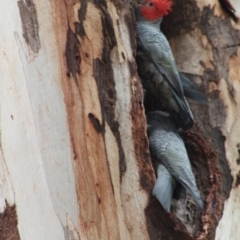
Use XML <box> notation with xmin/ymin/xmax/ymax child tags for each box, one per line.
<box><xmin>145</xmin><ymin>1</ymin><xmax>153</xmax><ymax>7</ymax></box>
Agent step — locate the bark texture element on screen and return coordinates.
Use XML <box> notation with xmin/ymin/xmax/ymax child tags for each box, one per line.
<box><xmin>161</xmin><ymin>0</ymin><xmax>240</xmax><ymax>239</ymax></box>
<box><xmin>0</xmin><ymin>0</ymin><xmax>240</xmax><ymax>240</ymax></box>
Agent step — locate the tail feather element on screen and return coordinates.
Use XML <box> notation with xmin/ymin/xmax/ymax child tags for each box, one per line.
<box><xmin>153</xmin><ymin>164</ymin><xmax>175</xmax><ymax>212</ymax></box>
<box><xmin>168</xmin><ymin>89</ymin><xmax>194</xmax><ymax>130</ymax></box>
<box><xmin>179</xmin><ymin>73</ymin><xmax>207</xmax><ymax>104</ymax></box>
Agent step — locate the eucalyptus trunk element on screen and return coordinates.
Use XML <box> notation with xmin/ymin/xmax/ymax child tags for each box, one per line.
<box><xmin>0</xmin><ymin>0</ymin><xmax>239</xmax><ymax>240</ymax></box>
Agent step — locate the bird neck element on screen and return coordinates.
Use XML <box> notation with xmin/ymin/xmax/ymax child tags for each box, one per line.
<box><xmin>151</xmin><ymin>18</ymin><xmax>163</xmax><ymax>27</ymax></box>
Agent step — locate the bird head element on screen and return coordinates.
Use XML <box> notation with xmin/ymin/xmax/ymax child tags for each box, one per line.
<box><xmin>140</xmin><ymin>0</ymin><xmax>172</xmax><ymax>21</ymax></box>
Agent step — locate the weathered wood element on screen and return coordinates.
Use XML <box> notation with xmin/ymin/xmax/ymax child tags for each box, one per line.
<box><xmin>160</xmin><ymin>0</ymin><xmax>240</xmax><ymax>239</ymax></box>
<box><xmin>1</xmin><ymin>0</ymin><xmax>240</xmax><ymax>239</ymax></box>
<box><xmin>1</xmin><ymin>0</ymin><xmax>152</xmax><ymax>239</ymax></box>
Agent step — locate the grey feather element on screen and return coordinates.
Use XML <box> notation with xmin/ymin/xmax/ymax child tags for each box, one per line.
<box><xmin>153</xmin><ymin>163</ymin><xmax>175</xmax><ymax>212</ymax></box>
<box><xmin>136</xmin><ymin>11</ymin><xmax>181</xmax><ymax>93</ymax></box>
<box><xmin>147</xmin><ymin>111</ymin><xmax>204</xmax><ymax>210</ymax></box>
<box><xmin>179</xmin><ymin>73</ymin><xmax>207</xmax><ymax>104</ymax></box>
<box><xmin>136</xmin><ymin>11</ymin><xmax>193</xmax><ymax>130</ymax></box>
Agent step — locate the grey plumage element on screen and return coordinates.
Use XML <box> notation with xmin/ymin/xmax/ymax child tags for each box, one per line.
<box><xmin>153</xmin><ymin>163</ymin><xmax>175</xmax><ymax>212</ymax></box>
<box><xmin>179</xmin><ymin>73</ymin><xmax>207</xmax><ymax>104</ymax></box>
<box><xmin>136</xmin><ymin>54</ymin><xmax>207</xmax><ymax>104</ymax></box>
<box><xmin>136</xmin><ymin>10</ymin><xmax>194</xmax><ymax>130</ymax></box>
<box><xmin>147</xmin><ymin>111</ymin><xmax>203</xmax><ymax>210</ymax></box>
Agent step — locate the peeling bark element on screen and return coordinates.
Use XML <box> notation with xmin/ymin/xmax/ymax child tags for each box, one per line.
<box><xmin>1</xmin><ymin>0</ymin><xmax>240</xmax><ymax>239</ymax></box>
<box><xmin>18</xmin><ymin>0</ymin><xmax>40</xmax><ymax>53</ymax></box>
<box><xmin>160</xmin><ymin>0</ymin><xmax>240</xmax><ymax>239</ymax></box>
<box><xmin>0</xmin><ymin>204</ymin><xmax>20</xmax><ymax>240</ymax></box>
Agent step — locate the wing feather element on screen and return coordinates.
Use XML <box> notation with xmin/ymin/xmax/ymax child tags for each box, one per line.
<box><xmin>149</xmin><ymin>129</ymin><xmax>203</xmax><ymax>209</ymax></box>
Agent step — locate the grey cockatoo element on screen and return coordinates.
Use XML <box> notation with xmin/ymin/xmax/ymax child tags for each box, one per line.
<box><xmin>147</xmin><ymin>111</ymin><xmax>204</xmax><ymax>211</ymax></box>
<box><xmin>137</xmin><ymin>53</ymin><xmax>207</xmax><ymax>104</ymax></box>
<box><xmin>136</xmin><ymin>0</ymin><xmax>196</xmax><ymax>130</ymax></box>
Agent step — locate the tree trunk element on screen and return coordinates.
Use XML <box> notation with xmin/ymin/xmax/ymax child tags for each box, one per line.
<box><xmin>0</xmin><ymin>0</ymin><xmax>239</xmax><ymax>240</ymax></box>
